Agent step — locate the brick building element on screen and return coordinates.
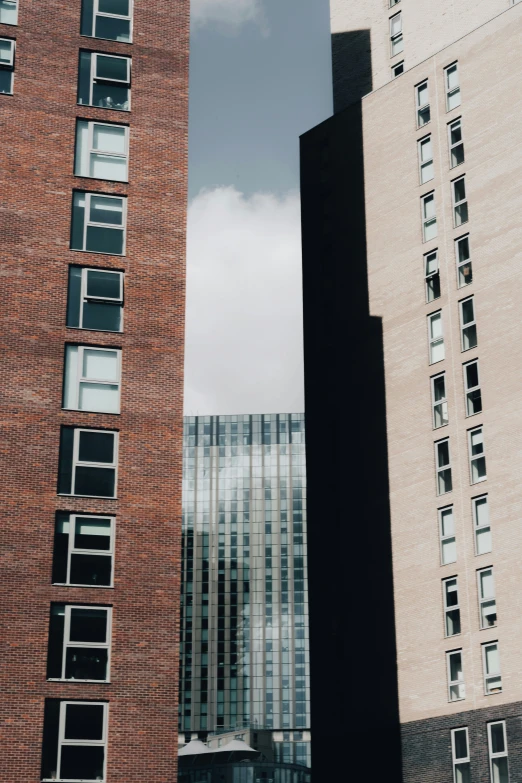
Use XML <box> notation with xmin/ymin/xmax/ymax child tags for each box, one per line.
<box><xmin>0</xmin><ymin>1</ymin><xmax>188</xmax><ymax>781</ymax></box>
<box><xmin>301</xmin><ymin>1</ymin><xmax>522</xmax><ymax>780</ymax></box>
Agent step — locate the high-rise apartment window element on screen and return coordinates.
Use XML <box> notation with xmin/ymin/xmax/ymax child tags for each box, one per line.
<box><xmin>41</xmin><ymin>700</ymin><xmax>108</xmax><ymax>782</ymax></box>
<box><xmin>425</xmin><ymin>250</ymin><xmax>440</xmax><ymax>302</ymax></box>
<box><xmin>460</xmin><ymin>296</ymin><xmax>477</xmax><ymax>351</ymax></box>
<box><xmin>52</xmin><ymin>513</ymin><xmax>114</xmax><ymax>587</ymax></box>
<box><xmin>451</xmin><ymin>728</ymin><xmax>471</xmax><ymax>783</ymax></box>
<box><xmin>449</xmin><ymin>118</ymin><xmax>465</xmax><ymax>168</ymax></box>
<box><xmin>452</xmin><ymin>176</ymin><xmax>468</xmax><ymax>227</ymax></box>
<box><xmin>0</xmin><ymin>37</ymin><xmax>15</xmax><ymax>94</ymax></box>
<box><xmin>78</xmin><ymin>51</ymin><xmax>130</xmax><ymax>111</ymax></box>
<box><xmin>478</xmin><ymin>568</ymin><xmax>497</xmax><ymax>629</ymax></box>
<box><xmin>390</xmin><ymin>13</ymin><xmax>403</xmax><ymax>56</ymax></box>
<box><xmin>482</xmin><ymin>642</ymin><xmax>502</xmax><ymax>694</ymax></box>
<box><xmin>416</xmin><ymin>80</ymin><xmax>430</xmax><ymax>126</ymax></box>
<box><xmin>436</xmin><ymin>438</ymin><xmax>452</xmax><ymax>495</ymax></box>
<box><xmin>418</xmin><ymin>135</ymin><xmax>434</xmax><ymax>184</ymax></box>
<box><xmin>431</xmin><ymin>373</ymin><xmax>448</xmax><ymax>428</ymax></box>
<box><xmin>422</xmin><ymin>192</ymin><xmax>437</xmax><ymax>241</ymax></box>
<box><xmin>81</xmin><ymin>0</ymin><xmax>133</xmax><ymax>43</ymax></box>
<box><xmin>456</xmin><ymin>235</ymin><xmax>472</xmax><ymax>287</ymax></box>
<box><xmin>58</xmin><ymin>427</ymin><xmax>118</xmax><ymax>498</ymax></box>
<box><xmin>75</xmin><ymin>120</ymin><xmax>129</xmax><ymax>182</ymax></box>
<box><xmin>488</xmin><ymin>722</ymin><xmax>509</xmax><ymax>783</ymax></box>
<box><xmin>47</xmin><ymin>604</ymin><xmax>112</xmax><ymax>681</ymax></box>
<box><xmin>473</xmin><ymin>495</ymin><xmax>491</xmax><ymax>555</ymax></box>
<box><xmin>389</xmin><ymin>0</ymin><xmax>400</xmax><ymax>6</ymax></box>
<box><xmin>469</xmin><ymin>427</ymin><xmax>486</xmax><ymax>484</ymax></box>
<box><xmin>0</xmin><ymin>0</ymin><xmax>17</xmax><ymax>24</ymax></box>
<box><xmin>464</xmin><ymin>360</ymin><xmax>482</xmax><ymax>416</ymax></box>
<box><xmin>71</xmin><ymin>192</ymin><xmax>127</xmax><ymax>255</ymax></box>
<box><xmin>445</xmin><ymin>62</ymin><xmax>461</xmax><ymax>111</ymax></box>
<box><xmin>447</xmin><ymin>650</ymin><xmax>465</xmax><ymax>701</ymax></box>
<box><xmin>428</xmin><ymin>310</ymin><xmax>444</xmax><ymax>364</ymax></box>
<box><xmin>443</xmin><ymin>578</ymin><xmax>461</xmax><ymax>636</ymax></box>
<box><xmin>63</xmin><ymin>345</ymin><xmax>121</xmax><ymax>414</ymax></box>
<box><xmin>439</xmin><ymin>506</ymin><xmax>457</xmax><ymax>564</ymax></box>
<box><xmin>391</xmin><ymin>60</ymin><xmax>404</xmax><ymax>78</ymax></box>
<box><xmin>67</xmin><ymin>267</ymin><xmax>124</xmax><ymax>332</ymax></box>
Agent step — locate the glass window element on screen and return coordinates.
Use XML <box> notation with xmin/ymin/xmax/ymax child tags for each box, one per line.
<box><xmin>440</xmin><ymin>506</ymin><xmax>456</xmax><ymax>565</ymax></box>
<box><xmin>0</xmin><ymin>37</ymin><xmax>14</xmax><ymax>94</ymax></box>
<box><xmin>41</xmin><ymin>700</ymin><xmax>108</xmax><ymax>782</ymax></box>
<box><xmin>431</xmin><ymin>373</ymin><xmax>448</xmax><ymax>428</ymax></box>
<box><xmin>416</xmin><ymin>80</ymin><xmax>430</xmax><ymax>126</ymax></box>
<box><xmin>391</xmin><ymin>60</ymin><xmax>404</xmax><ymax>78</ymax></box>
<box><xmin>424</xmin><ymin>250</ymin><xmax>440</xmax><ymax>302</ymax></box>
<box><xmin>488</xmin><ymin>721</ymin><xmax>509</xmax><ymax>783</ymax></box>
<box><xmin>478</xmin><ymin>567</ymin><xmax>497</xmax><ymax>629</ymax></box>
<box><xmin>63</xmin><ymin>345</ymin><xmax>121</xmax><ymax>413</ymax></box>
<box><xmin>451</xmin><ymin>728</ymin><xmax>471</xmax><ymax>783</ymax></box>
<box><xmin>455</xmin><ymin>235</ymin><xmax>472</xmax><ymax>288</ymax></box>
<box><xmin>58</xmin><ymin>427</ymin><xmax>118</xmax><ymax>498</ymax></box>
<box><xmin>71</xmin><ymin>192</ymin><xmax>127</xmax><ymax>255</ymax></box>
<box><xmin>81</xmin><ymin>0</ymin><xmax>133</xmax><ymax>42</ymax></box>
<box><xmin>419</xmin><ymin>136</ymin><xmax>434</xmax><ymax>184</ymax></box>
<box><xmin>445</xmin><ymin>62</ymin><xmax>461</xmax><ymax>111</ymax></box>
<box><xmin>473</xmin><ymin>495</ymin><xmax>491</xmax><ymax>555</ymax></box>
<box><xmin>464</xmin><ymin>360</ymin><xmax>481</xmax><ymax>416</ymax></box>
<box><xmin>449</xmin><ymin>118</ymin><xmax>465</xmax><ymax>168</ymax></box>
<box><xmin>483</xmin><ymin>642</ymin><xmax>502</xmax><ymax>694</ymax></box>
<box><xmin>443</xmin><ymin>578</ymin><xmax>461</xmax><ymax>636</ymax></box>
<box><xmin>67</xmin><ymin>266</ymin><xmax>124</xmax><ymax>332</ymax></box>
<box><xmin>52</xmin><ymin>513</ymin><xmax>114</xmax><ymax>587</ymax></box>
<box><xmin>469</xmin><ymin>427</ymin><xmax>486</xmax><ymax>484</ymax></box>
<box><xmin>78</xmin><ymin>51</ymin><xmax>130</xmax><ymax>111</ymax></box>
<box><xmin>75</xmin><ymin>120</ymin><xmax>129</xmax><ymax>182</ymax></box>
<box><xmin>390</xmin><ymin>12</ymin><xmax>403</xmax><ymax>56</ymax></box>
<box><xmin>428</xmin><ymin>310</ymin><xmax>445</xmax><ymax>364</ymax></box>
<box><xmin>460</xmin><ymin>296</ymin><xmax>477</xmax><ymax>351</ymax></box>
<box><xmin>0</xmin><ymin>0</ymin><xmax>17</xmax><ymax>24</ymax></box>
<box><xmin>453</xmin><ymin>176</ymin><xmax>468</xmax><ymax>227</ymax></box>
<box><xmin>436</xmin><ymin>439</ymin><xmax>452</xmax><ymax>495</ymax></box>
<box><xmin>47</xmin><ymin>604</ymin><xmax>111</xmax><ymax>681</ymax></box>
<box><xmin>447</xmin><ymin>650</ymin><xmax>465</xmax><ymax>701</ymax></box>
<box><xmin>422</xmin><ymin>192</ymin><xmax>437</xmax><ymax>241</ymax></box>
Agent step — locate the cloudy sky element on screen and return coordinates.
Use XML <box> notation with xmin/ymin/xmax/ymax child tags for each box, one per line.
<box><xmin>183</xmin><ymin>0</ymin><xmax>332</xmax><ymax>416</ymax></box>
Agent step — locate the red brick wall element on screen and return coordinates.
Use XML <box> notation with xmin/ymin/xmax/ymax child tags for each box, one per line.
<box><xmin>0</xmin><ymin>1</ymin><xmax>189</xmax><ymax>780</ymax></box>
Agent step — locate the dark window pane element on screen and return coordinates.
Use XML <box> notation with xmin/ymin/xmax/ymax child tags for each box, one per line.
<box><xmin>70</xmin><ymin>195</ymin><xmax>86</xmax><ymax>250</ymax></box>
<box><xmin>46</xmin><ymin>607</ymin><xmax>65</xmax><ymax>679</ymax></box>
<box><xmin>79</xmin><ymin>431</ymin><xmax>114</xmax><ymax>463</ymax></box>
<box><xmin>86</xmin><ymin>270</ymin><xmax>121</xmax><ymax>299</ymax></box>
<box><xmin>99</xmin><ymin>0</ymin><xmax>129</xmax><ymax>13</ymax></box>
<box><xmin>65</xmin><ymin>704</ymin><xmax>104</xmax><ymax>740</ymax></box>
<box><xmin>89</xmin><ymin>196</ymin><xmax>123</xmax><ymax>226</ymax></box>
<box><xmin>41</xmin><ymin>700</ymin><xmax>60</xmax><ymax>780</ymax></box>
<box><xmin>60</xmin><ymin>745</ymin><xmax>104</xmax><ymax>780</ymax></box>
<box><xmin>466</xmin><ymin>364</ymin><xmax>479</xmax><ymax>388</ymax></box>
<box><xmin>92</xmin><ymin>82</ymin><xmax>129</xmax><ymax>110</ymax></box>
<box><xmin>70</xmin><ymin>553</ymin><xmax>112</xmax><ymax>586</ymax></box>
<box><xmin>74</xmin><ymin>518</ymin><xmax>112</xmax><ymax>550</ymax></box>
<box><xmin>0</xmin><ymin>69</ymin><xmax>13</xmax><ymax>94</ymax></box>
<box><xmin>86</xmin><ymin>225</ymin><xmax>124</xmax><ymax>255</ymax></box>
<box><xmin>75</xmin><ymin>466</ymin><xmax>115</xmax><ymax>497</ymax></box>
<box><xmin>58</xmin><ymin>428</ymin><xmax>74</xmax><ymax>494</ymax></box>
<box><xmin>95</xmin><ymin>15</ymin><xmax>130</xmax><ymax>41</ymax></box>
<box><xmin>83</xmin><ymin>301</ymin><xmax>122</xmax><ymax>331</ymax></box>
<box><xmin>65</xmin><ymin>647</ymin><xmax>108</xmax><ymax>680</ymax></box>
<box><xmin>96</xmin><ymin>54</ymin><xmax>128</xmax><ymax>81</ymax></box>
<box><xmin>52</xmin><ymin>515</ymin><xmax>70</xmax><ymax>583</ymax></box>
<box><xmin>77</xmin><ymin>51</ymin><xmax>92</xmax><ymax>105</ymax></box>
<box><xmin>70</xmin><ymin>608</ymin><xmax>107</xmax><ymax>643</ymax></box>
<box><xmin>66</xmin><ymin>267</ymin><xmax>82</xmax><ymax>327</ymax></box>
<box><xmin>80</xmin><ymin>0</ymin><xmax>94</xmax><ymax>34</ymax></box>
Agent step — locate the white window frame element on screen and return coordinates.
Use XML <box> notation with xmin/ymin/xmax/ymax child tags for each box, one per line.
<box><xmin>49</xmin><ymin>605</ymin><xmax>112</xmax><ymax>682</ymax></box>
<box><xmin>482</xmin><ymin>642</ymin><xmax>502</xmax><ymax>695</ymax></box>
<box><xmin>463</xmin><ymin>359</ymin><xmax>481</xmax><ymax>417</ymax></box>
<box><xmin>425</xmin><ymin>249</ymin><xmax>440</xmax><ymax>303</ymax></box>
<box><xmin>443</xmin><ymin>577</ymin><xmax>460</xmax><ymax>637</ymax></box>
<box><xmin>88</xmin><ymin>0</ymin><xmax>133</xmax><ymax>42</ymax></box>
<box><xmin>448</xmin><ymin>118</ymin><xmax>464</xmax><ymax>169</ymax></box>
<box><xmin>436</xmin><ymin>438</ymin><xmax>452</xmax><ymax>496</ymax></box>
<box><xmin>468</xmin><ymin>426</ymin><xmax>486</xmax><ymax>484</ymax></box>
<box><xmin>44</xmin><ymin>701</ymin><xmax>109</xmax><ymax>783</ymax></box>
<box><xmin>70</xmin><ymin>428</ymin><xmax>119</xmax><ymax>498</ymax></box>
<box><xmin>391</xmin><ymin>60</ymin><xmax>404</xmax><ymax>79</ymax></box>
<box><xmin>422</xmin><ymin>191</ymin><xmax>437</xmax><ymax>242</ymax></box>
<box><xmin>447</xmin><ymin>649</ymin><xmax>465</xmax><ymax>702</ymax></box>
<box><xmin>431</xmin><ymin>372</ymin><xmax>448</xmax><ymax>429</ymax></box>
<box><xmin>473</xmin><ymin>495</ymin><xmax>492</xmax><ymax>556</ymax></box>
<box><xmin>75</xmin><ymin>266</ymin><xmax>124</xmax><ymax>331</ymax></box>
<box><xmin>418</xmin><ymin>135</ymin><xmax>434</xmax><ymax>184</ymax></box>
<box><xmin>389</xmin><ymin>12</ymin><xmax>403</xmax><ymax>57</ymax></box>
<box><xmin>451</xmin><ymin>728</ymin><xmax>470</xmax><ymax>783</ymax></box>
<box><xmin>477</xmin><ymin>567</ymin><xmax>497</xmax><ymax>630</ymax></box>
<box><xmin>0</xmin><ymin>0</ymin><xmax>18</xmax><ymax>25</ymax></box>
<box><xmin>452</xmin><ymin>176</ymin><xmax>468</xmax><ymax>227</ymax></box>
<box><xmin>63</xmin><ymin>345</ymin><xmax>122</xmax><ymax>413</ymax></box>
<box><xmin>455</xmin><ymin>234</ymin><xmax>472</xmax><ymax>288</ymax></box>
<box><xmin>75</xmin><ymin>120</ymin><xmax>129</xmax><ymax>181</ymax></box>
<box><xmin>74</xmin><ymin>192</ymin><xmax>127</xmax><ymax>255</ymax></box>
<box><xmin>459</xmin><ymin>296</ymin><xmax>477</xmax><ymax>352</ymax></box>
<box><xmin>439</xmin><ymin>506</ymin><xmax>457</xmax><ymax>565</ymax></box>
<box><xmin>54</xmin><ymin>513</ymin><xmax>115</xmax><ymax>588</ymax></box>
<box><xmin>445</xmin><ymin>62</ymin><xmax>461</xmax><ymax>111</ymax></box>
<box><xmin>86</xmin><ymin>51</ymin><xmax>131</xmax><ymax>110</ymax></box>
<box><xmin>0</xmin><ymin>37</ymin><xmax>15</xmax><ymax>94</ymax></box>
<box><xmin>428</xmin><ymin>310</ymin><xmax>444</xmax><ymax>365</ymax></box>
<box><xmin>416</xmin><ymin>79</ymin><xmax>430</xmax><ymax>127</ymax></box>
<box><xmin>488</xmin><ymin>721</ymin><xmax>509</xmax><ymax>783</ymax></box>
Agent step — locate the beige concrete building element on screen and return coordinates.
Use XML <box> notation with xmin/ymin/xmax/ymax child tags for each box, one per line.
<box><xmin>302</xmin><ymin>1</ymin><xmax>522</xmax><ymax>780</ymax></box>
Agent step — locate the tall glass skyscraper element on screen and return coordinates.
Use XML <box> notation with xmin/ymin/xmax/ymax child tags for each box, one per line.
<box><xmin>179</xmin><ymin>413</ymin><xmax>310</xmax><ymax>767</ymax></box>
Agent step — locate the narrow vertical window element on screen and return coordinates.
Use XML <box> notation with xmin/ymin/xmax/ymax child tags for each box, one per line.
<box><xmin>41</xmin><ymin>700</ymin><xmax>108</xmax><ymax>782</ymax></box>
<box><xmin>460</xmin><ymin>297</ymin><xmax>477</xmax><ymax>351</ymax></box>
<box><xmin>0</xmin><ymin>0</ymin><xmax>17</xmax><ymax>24</ymax></box>
<box><xmin>451</xmin><ymin>728</ymin><xmax>471</xmax><ymax>783</ymax></box>
<box><xmin>418</xmin><ymin>135</ymin><xmax>434</xmax><ymax>184</ymax></box>
<box><xmin>482</xmin><ymin>642</ymin><xmax>502</xmax><ymax>694</ymax></box>
<box><xmin>436</xmin><ymin>439</ymin><xmax>452</xmax><ymax>495</ymax></box>
<box><xmin>443</xmin><ymin>578</ymin><xmax>461</xmax><ymax>636</ymax></box>
<box><xmin>391</xmin><ymin>60</ymin><xmax>404</xmax><ymax>78</ymax></box>
<box><xmin>431</xmin><ymin>373</ymin><xmax>448</xmax><ymax>428</ymax></box>
<box><xmin>0</xmin><ymin>37</ymin><xmax>15</xmax><ymax>94</ymax></box>
<box><xmin>428</xmin><ymin>311</ymin><xmax>445</xmax><ymax>364</ymax></box>
<box><xmin>75</xmin><ymin>120</ymin><xmax>129</xmax><ymax>182</ymax></box>
<box><xmin>488</xmin><ymin>722</ymin><xmax>509</xmax><ymax>783</ymax></box>
<box><xmin>473</xmin><ymin>495</ymin><xmax>491</xmax><ymax>555</ymax></box>
<box><xmin>447</xmin><ymin>650</ymin><xmax>465</xmax><ymax>701</ymax></box>
<box><xmin>81</xmin><ymin>0</ymin><xmax>133</xmax><ymax>43</ymax></box>
<box><xmin>463</xmin><ymin>360</ymin><xmax>482</xmax><ymax>416</ymax></box>
<box><xmin>424</xmin><ymin>249</ymin><xmax>440</xmax><ymax>302</ymax></box>
<box><xmin>469</xmin><ymin>427</ymin><xmax>486</xmax><ymax>484</ymax></box>
<box><xmin>452</xmin><ymin>176</ymin><xmax>468</xmax><ymax>227</ymax></box>
<box><xmin>416</xmin><ymin>80</ymin><xmax>430</xmax><ymax>127</ymax></box>
<box><xmin>422</xmin><ymin>192</ymin><xmax>437</xmax><ymax>241</ymax></box>
<box><xmin>445</xmin><ymin>62</ymin><xmax>461</xmax><ymax>111</ymax></box>
<box><xmin>390</xmin><ymin>12</ymin><xmax>403</xmax><ymax>56</ymax></box>
<box><xmin>455</xmin><ymin>235</ymin><xmax>472</xmax><ymax>287</ymax></box>
<box><xmin>439</xmin><ymin>506</ymin><xmax>457</xmax><ymax>565</ymax></box>
<box><xmin>478</xmin><ymin>568</ymin><xmax>497</xmax><ymax>628</ymax></box>
<box><xmin>449</xmin><ymin>118</ymin><xmax>465</xmax><ymax>168</ymax></box>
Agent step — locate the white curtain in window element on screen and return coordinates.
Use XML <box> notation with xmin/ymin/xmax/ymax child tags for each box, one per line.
<box><xmin>75</xmin><ymin>121</ymin><xmax>90</xmax><ymax>176</ymax></box>
<box><xmin>93</xmin><ymin>124</ymin><xmax>126</xmax><ymax>153</ymax></box>
<box><xmin>480</xmin><ymin>570</ymin><xmax>494</xmax><ymax>599</ymax></box>
<box><xmin>83</xmin><ymin>349</ymin><xmax>118</xmax><ymax>381</ymax></box>
<box><xmin>486</xmin><ymin>645</ymin><xmax>499</xmax><ymax>674</ymax></box>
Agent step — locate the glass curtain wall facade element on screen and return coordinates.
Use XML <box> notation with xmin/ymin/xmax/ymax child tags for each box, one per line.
<box><xmin>180</xmin><ymin>414</ymin><xmax>310</xmax><ymax>766</ymax></box>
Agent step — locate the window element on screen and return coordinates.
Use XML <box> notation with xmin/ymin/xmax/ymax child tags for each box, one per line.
<box><xmin>464</xmin><ymin>360</ymin><xmax>482</xmax><ymax>416</ymax></box>
<box><xmin>449</xmin><ymin>119</ymin><xmax>464</xmax><ymax>168</ymax></box>
<box><xmin>78</xmin><ymin>51</ymin><xmax>130</xmax><ymax>111</ymax></box>
<box><xmin>81</xmin><ymin>0</ymin><xmax>132</xmax><ymax>43</ymax></box>
<box><xmin>436</xmin><ymin>439</ymin><xmax>452</xmax><ymax>495</ymax></box>
<box><xmin>482</xmin><ymin>642</ymin><xmax>502</xmax><ymax>694</ymax></box>
<box><xmin>67</xmin><ymin>266</ymin><xmax>124</xmax><ymax>332</ymax></box>
<box><xmin>47</xmin><ymin>604</ymin><xmax>111</xmax><ymax>682</ymax></box>
<box><xmin>418</xmin><ymin>135</ymin><xmax>434</xmax><ymax>184</ymax></box>
<box><xmin>451</xmin><ymin>728</ymin><xmax>471</xmax><ymax>783</ymax></box>
<box><xmin>63</xmin><ymin>345</ymin><xmax>121</xmax><ymax>413</ymax></box>
<box><xmin>389</xmin><ymin>0</ymin><xmax>400</xmax><ymax>5</ymax></box>
<box><xmin>0</xmin><ymin>0</ymin><xmax>17</xmax><ymax>24</ymax></box>
<box><xmin>75</xmin><ymin>120</ymin><xmax>129</xmax><ymax>182</ymax></box>
<box><xmin>52</xmin><ymin>513</ymin><xmax>114</xmax><ymax>587</ymax></box>
<box><xmin>41</xmin><ymin>700</ymin><xmax>108</xmax><ymax>782</ymax></box>
<box><xmin>469</xmin><ymin>427</ymin><xmax>486</xmax><ymax>483</ymax></box>
<box><xmin>391</xmin><ymin>60</ymin><xmax>404</xmax><ymax>78</ymax></box>
<box><xmin>431</xmin><ymin>373</ymin><xmax>448</xmax><ymax>428</ymax></box>
<box><xmin>428</xmin><ymin>310</ymin><xmax>444</xmax><ymax>364</ymax></box>
<box><xmin>390</xmin><ymin>13</ymin><xmax>403</xmax><ymax>56</ymax></box>
<box><xmin>443</xmin><ymin>578</ymin><xmax>461</xmax><ymax>636</ymax></box>
<box><xmin>440</xmin><ymin>506</ymin><xmax>456</xmax><ymax>564</ymax></box>
<box><xmin>0</xmin><ymin>37</ymin><xmax>14</xmax><ymax>94</ymax></box>
<box><xmin>424</xmin><ymin>250</ymin><xmax>440</xmax><ymax>302</ymax></box>
<box><xmin>455</xmin><ymin>235</ymin><xmax>472</xmax><ymax>287</ymax></box>
<box><xmin>460</xmin><ymin>296</ymin><xmax>477</xmax><ymax>351</ymax></box>
<box><xmin>422</xmin><ymin>192</ymin><xmax>437</xmax><ymax>241</ymax></box>
<box><xmin>478</xmin><ymin>568</ymin><xmax>497</xmax><ymax>629</ymax></box>
<box><xmin>447</xmin><ymin>650</ymin><xmax>465</xmax><ymax>701</ymax></box>
<box><xmin>71</xmin><ymin>192</ymin><xmax>127</xmax><ymax>255</ymax></box>
<box><xmin>58</xmin><ymin>427</ymin><xmax>118</xmax><ymax>498</ymax></box>
<box><xmin>445</xmin><ymin>62</ymin><xmax>461</xmax><ymax>111</ymax></box>
<box><xmin>416</xmin><ymin>80</ymin><xmax>430</xmax><ymax>126</ymax></box>
<box><xmin>488</xmin><ymin>722</ymin><xmax>509</xmax><ymax>783</ymax></box>
<box><xmin>473</xmin><ymin>495</ymin><xmax>491</xmax><ymax>555</ymax></box>
<box><xmin>452</xmin><ymin>176</ymin><xmax>468</xmax><ymax>227</ymax></box>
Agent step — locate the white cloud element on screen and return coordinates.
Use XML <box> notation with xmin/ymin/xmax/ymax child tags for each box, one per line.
<box><xmin>191</xmin><ymin>0</ymin><xmax>264</xmax><ymax>31</ymax></box>
<box><xmin>184</xmin><ymin>186</ymin><xmax>304</xmax><ymax>416</ymax></box>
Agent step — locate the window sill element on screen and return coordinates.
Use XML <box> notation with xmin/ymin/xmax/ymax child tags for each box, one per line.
<box><xmin>47</xmin><ymin>678</ymin><xmax>111</xmax><ymax>684</ymax></box>
<box><xmin>75</xmin><ymin>173</ymin><xmax>129</xmax><ymax>185</ymax></box>
<box><xmin>52</xmin><ymin>582</ymin><xmax>114</xmax><ymax>589</ymax></box>
<box><xmin>67</xmin><ymin>326</ymin><xmax>123</xmax><ymax>335</ymax></box>
<box><xmin>58</xmin><ymin>493</ymin><xmax>118</xmax><ymax>500</ymax></box>
<box><xmin>70</xmin><ymin>247</ymin><xmax>126</xmax><ymax>258</ymax></box>
<box><xmin>63</xmin><ymin>407</ymin><xmax>121</xmax><ymax>416</ymax></box>
<box><xmin>81</xmin><ymin>33</ymin><xmax>133</xmax><ymax>45</ymax></box>
<box><xmin>78</xmin><ymin>101</ymin><xmax>130</xmax><ymax>113</ymax></box>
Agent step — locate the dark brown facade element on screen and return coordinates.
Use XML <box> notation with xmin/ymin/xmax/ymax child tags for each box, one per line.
<box><xmin>0</xmin><ymin>1</ymin><xmax>189</xmax><ymax>781</ymax></box>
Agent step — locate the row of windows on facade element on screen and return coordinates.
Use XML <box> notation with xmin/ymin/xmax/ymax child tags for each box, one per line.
<box><xmin>0</xmin><ymin>0</ymin><xmax>133</xmax><ymax>40</ymax></box>
<box><xmin>451</xmin><ymin>722</ymin><xmax>509</xmax><ymax>783</ymax></box>
<box><xmin>433</xmin><ymin>426</ymin><xmax>486</xmax><ymax>497</ymax></box>
<box><xmin>438</xmin><ymin>493</ymin><xmax>490</xmax><ymax>565</ymax></box>
<box><xmin>446</xmin><ymin>641</ymin><xmax>502</xmax><ymax>704</ymax></box>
